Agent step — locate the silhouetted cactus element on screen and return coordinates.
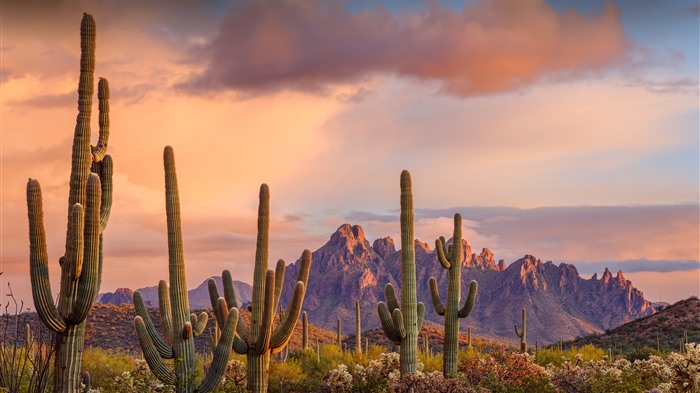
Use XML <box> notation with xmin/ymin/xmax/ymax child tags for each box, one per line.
<box><xmin>428</xmin><ymin>213</ymin><xmax>478</xmax><ymax>377</ymax></box>
<box><xmin>208</xmin><ymin>184</ymin><xmax>312</xmax><ymax>393</ymax></box>
<box><xmin>377</xmin><ymin>170</ymin><xmax>425</xmax><ymax>374</ymax></box>
<box><xmin>133</xmin><ymin>147</ymin><xmax>238</xmax><ymax>393</ymax></box>
<box><xmin>27</xmin><ymin>13</ymin><xmax>113</xmax><ymax>393</ymax></box>
<box><xmin>514</xmin><ymin>308</ymin><xmax>527</xmax><ymax>353</ymax></box>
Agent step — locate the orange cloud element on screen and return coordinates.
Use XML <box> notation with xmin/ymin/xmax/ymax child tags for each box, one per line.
<box><xmin>183</xmin><ymin>1</ymin><xmax>628</xmax><ymax>96</ymax></box>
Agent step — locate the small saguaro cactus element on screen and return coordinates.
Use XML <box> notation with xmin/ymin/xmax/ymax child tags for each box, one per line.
<box><xmin>207</xmin><ymin>184</ymin><xmax>312</xmax><ymax>393</ymax></box>
<box><xmin>514</xmin><ymin>308</ymin><xmax>527</xmax><ymax>353</ymax></box>
<box><xmin>302</xmin><ymin>312</ymin><xmax>308</xmax><ymax>350</ymax></box>
<box><xmin>467</xmin><ymin>327</ymin><xmax>472</xmax><ymax>349</ymax></box>
<box><xmin>133</xmin><ymin>147</ymin><xmax>239</xmax><ymax>393</ymax></box>
<box><xmin>356</xmin><ymin>300</ymin><xmax>362</xmax><ymax>354</ymax></box>
<box><xmin>428</xmin><ymin>213</ymin><xmax>478</xmax><ymax>377</ymax></box>
<box><xmin>337</xmin><ymin>317</ymin><xmax>342</xmax><ymax>347</ymax></box>
<box><xmin>27</xmin><ymin>13</ymin><xmax>113</xmax><ymax>393</ymax></box>
<box><xmin>365</xmin><ymin>337</ymin><xmax>369</xmax><ymax>354</ymax></box>
<box><xmin>377</xmin><ymin>170</ymin><xmax>425</xmax><ymax>375</ymax></box>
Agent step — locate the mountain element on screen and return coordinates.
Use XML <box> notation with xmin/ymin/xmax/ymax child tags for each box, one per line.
<box><xmin>98</xmin><ymin>277</ymin><xmax>252</xmax><ymax>309</ymax></box>
<box><xmin>280</xmin><ymin>223</ymin><xmax>655</xmax><ymax>345</ymax></box>
<box><xmin>564</xmin><ymin>296</ymin><xmax>700</xmax><ymax>353</ymax></box>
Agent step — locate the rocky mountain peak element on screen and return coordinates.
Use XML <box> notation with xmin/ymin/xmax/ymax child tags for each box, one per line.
<box><xmin>330</xmin><ymin>223</ymin><xmax>367</xmax><ymax>245</ymax></box>
<box><xmin>372</xmin><ymin>237</ymin><xmax>396</xmax><ymax>260</ymax></box>
<box><xmin>98</xmin><ymin>288</ymin><xmax>134</xmax><ymax>305</ymax></box>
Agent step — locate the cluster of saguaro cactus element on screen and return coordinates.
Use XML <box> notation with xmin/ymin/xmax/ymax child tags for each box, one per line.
<box><xmin>132</xmin><ymin>147</ymin><xmax>238</xmax><ymax>393</ymax></box>
<box><xmin>428</xmin><ymin>213</ymin><xmax>478</xmax><ymax>377</ymax></box>
<box><xmin>207</xmin><ymin>184</ymin><xmax>312</xmax><ymax>393</ymax></box>
<box><xmin>27</xmin><ymin>13</ymin><xmax>113</xmax><ymax>393</ymax></box>
<box><xmin>514</xmin><ymin>308</ymin><xmax>527</xmax><ymax>353</ymax></box>
<box><xmin>377</xmin><ymin>170</ymin><xmax>425</xmax><ymax>375</ymax></box>
<box><xmin>356</xmin><ymin>301</ymin><xmax>362</xmax><ymax>354</ymax></box>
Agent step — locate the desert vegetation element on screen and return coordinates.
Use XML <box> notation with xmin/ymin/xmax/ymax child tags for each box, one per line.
<box><xmin>6</xmin><ymin>11</ymin><xmax>699</xmax><ymax>393</ymax></box>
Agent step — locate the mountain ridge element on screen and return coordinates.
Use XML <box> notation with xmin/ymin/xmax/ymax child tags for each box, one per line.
<box><xmin>99</xmin><ymin>223</ymin><xmax>655</xmax><ymax>344</ymax></box>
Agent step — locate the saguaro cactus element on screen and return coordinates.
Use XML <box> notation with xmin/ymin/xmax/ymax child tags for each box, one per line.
<box><xmin>27</xmin><ymin>13</ymin><xmax>113</xmax><ymax>393</ymax></box>
<box><xmin>132</xmin><ymin>147</ymin><xmax>238</xmax><ymax>393</ymax></box>
<box><xmin>377</xmin><ymin>170</ymin><xmax>425</xmax><ymax>374</ymax></box>
<box><xmin>337</xmin><ymin>318</ymin><xmax>342</xmax><ymax>348</ymax></box>
<box><xmin>514</xmin><ymin>308</ymin><xmax>527</xmax><ymax>353</ymax></box>
<box><xmin>302</xmin><ymin>312</ymin><xmax>308</xmax><ymax>350</ymax></box>
<box><xmin>208</xmin><ymin>184</ymin><xmax>312</xmax><ymax>393</ymax></box>
<box><xmin>428</xmin><ymin>213</ymin><xmax>478</xmax><ymax>377</ymax></box>
<box><xmin>467</xmin><ymin>327</ymin><xmax>472</xmax><ymax>349</ymax></box>
<box><xmin>355</xmin><ymin>300</ymin><xmax>362</xmax><ymax>354</ymax></box>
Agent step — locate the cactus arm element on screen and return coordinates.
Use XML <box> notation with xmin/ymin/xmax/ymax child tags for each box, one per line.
<box><xmin>158</xmin><ymin>280</ymin><xmax>174</xmax><ymax>345</ymax></box>
<box><xmin>294</xmin><ymin>250</ymin><xmax>312</xmax><ymax>287</ymax></box>
<box><xmin>272</xmin><ymin>259</ymin><xmax>285</xmax><ymax>312</ymax></box>
<box><xmin>71</xmin><ymin>173</ymin><xmax>101</xmax><ymax>323</ymax></box>
<box><xmin>435</xmin><ymin>237</ymin><xmax>451</xmax><ymax>269</ymax></box>
<box><xmin>270</xmin><ymin>282</ymin><xmax>305</xmax><ymax>351</ymax></box>
<box><xmin>208</xmin><ymin>279</ymin><xmax>224</xmax><ymax>321</ymax></box>
<box><xmin>222</xmin><ymin>270</ymin><xmax>239</xmax><ymax>308</ymax></box>
<box><xmin>64</xmin><ymin>204</ymin><xmax>85</xmax><ymax>282</ymax></box>
<box><xmin>392</xmin><ymin>308</ymin><xmax>406</xmax><ymax>340</ymax></box>
<box><xmin>134</xmin><ymin>316</ymin><xmax>177</xmax><ymax>385</ymax></box>
<box><xmin>384</xmin><ymin>284</ymin><xmax>400</xmax><ymax>313</ymax></box>
<box><xmin>96</xmin><ymin>154</ymin><xmax>113</xmax><ymax>232</ymax></box>
<box><xmin>428</xmin><ymin>277</ymin><xmax>445</xmax><ymax>316</ymax></box>
<box><xmin>197</xmin><ymin>308</ymin><xmax>239</xmax><ymax>393</ymax></box>
<box><xmin>254</xmin><ymin>270</ymin><xmax>275</xmax><ymax>355</ymax></box>
<box><xmin>91</xmin><ymin>78</ymin><xmax>110</xmax><ymax>162</ymax></box>
<box><xmin>458</xmin><ymin>281</ymin><xmax>478</xmax><ymax>318</ymax></box>
<box><xmin>182</xmin><ymin>322</ymin><xmax>193</xmax><ymax>340</ymax></box>
<box><xmin>233</xmin><ymin>335</ymin><xmax>249</xmax><ymax>355</ymax></box>
<box><xmin>377</xmin><ymin>302</ymin><xmax>401</xmax><ymax>344</ymax></box>
<box><xmin>27</xmin><ymin>179</ymin><xmax>67</xmax><ymax>333</ymax></box>
<box><xmin>416</xmin><ymin>302</ymin><xmax>425</xmax><ymax>331</ymax></box>
<box><xmin>192</xmin><ymin>312</ymin><xmax>208</xmax><ymax>337</ymax></box>
<box><xmin>220</xmin><ymin>270</ymin><xmax>250</xmax><ymax>341</ymax></box>
<box><xmin>514</xmin><ymin>325</ymin><xmax>522</xmax><ymax>338</ymax></box>
<box><xmin>133</xmin><ymin>291</ymin><xmax>173</xmax><ymax>359</ymax></box>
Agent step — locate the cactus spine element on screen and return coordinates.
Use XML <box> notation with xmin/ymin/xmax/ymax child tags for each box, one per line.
<box><xmin>27</xmin><ymin>14</ymin><xmax>113</xmax><ymax>393</ymax></box>
<box><xmin>428</xmin><ymin>213</ymin><xmax>478</xmax><ymax>377</ymax></box>
<box><xmin>514</xmin><ymin>308</ymin><xmax>527</xmax><ymax>353</ymax></box>
<box><xmin>356</xmin><ymin>301</ymin><xmax>362</xmax><ymax>354</ymax></box>
<box><xmin>302</xmin><ymin>312</ymin><xmax>308</xmax><ymax>350</ymax></box>
<box><xmin>377</xmin><ymin>170</ymin><xmax>425</xmax><ymax>374</ymax></box>
<box><xmin>208</xmin><ymin>184</ymin><xmax>312</xmax><ymax>393</ymax></box>
<box><xmin>133</xmin><ymin>147</ymin><xmax>238</xmax><ymax>393</ymax></box>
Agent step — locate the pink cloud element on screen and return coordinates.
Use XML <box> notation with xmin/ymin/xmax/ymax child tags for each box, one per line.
<box><xmin>182</xmin><ymin>1</ymin><xmax>628</xmax><ymax>96</ymax></box>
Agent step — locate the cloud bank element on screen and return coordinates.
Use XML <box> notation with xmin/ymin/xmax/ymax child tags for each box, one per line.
<box><xmin>182</xmin><ymin>0</ymin><xmax>628</xmax><ymax>96</ymax></box>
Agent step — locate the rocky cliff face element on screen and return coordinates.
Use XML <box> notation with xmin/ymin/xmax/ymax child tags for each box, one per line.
<box><xmin>98</xmin><ymin>288</ymin><xmax>134</xmax><ymax>306</ymax></box>
<box><xmin>281</xmin><ymin>224</ymin><xmax>655</xmax><ymax>345</ymax></box>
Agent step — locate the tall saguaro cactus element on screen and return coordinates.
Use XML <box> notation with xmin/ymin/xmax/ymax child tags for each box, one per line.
<box><xmin>514</xmin><ymin>308</ymin><xmax>527</xmax><ymax>353</ymax></box>
<box><xmin>27</xmin><ymin>13</ymin><xmax>113</xmax><ymax>393</ymax></box>
<box><xmin>355</xmin><ymin>300</ymin><xmax>362</xmax><ymax>354</ymax></box>
<box><xmin>337</xmin><ymin>318</ymin><xmax>342</xmax><ymax>348</ymax></box>
<box><xmin>208</xmin><ymin>184</ymin><xmax>312</xmax><ymax>393</ymax></box>
<box><xmin>428</xmin><ymin>213</ymin><xmax>478</xmax><ymax>377</ymax></box>
<box><xmin>132</xmin><ymin>147</ymin><xmax>238</xmax><ymax>393</ymax></box>
<box><xmin>377</xmin><ymin>170</ymin><xmax>425</xmax><ymax>374</ymax></box>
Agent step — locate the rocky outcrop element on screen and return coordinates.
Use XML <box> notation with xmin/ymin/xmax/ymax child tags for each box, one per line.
<box><xmin>98</xmin><ymin>288</ymin><xmax>134</xmax><ymax>305</ymax></box>
<box><xmin>280</xmin><ymin>223</ymin><xmax>655</xmax><ymax>345</ymax></box>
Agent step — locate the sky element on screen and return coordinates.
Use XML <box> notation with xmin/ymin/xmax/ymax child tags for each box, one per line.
<box><xmin>1</xmin><ymin>0</ymin><xmax>698</xmax><ymax>309</ymax></box>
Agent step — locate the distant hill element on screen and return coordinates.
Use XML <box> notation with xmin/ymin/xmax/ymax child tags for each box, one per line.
<box><xmin>98</xmin><ymin>276</ymin><xmax>252</xmax><ymax>309</ymax></box>
<box><xmin>563</xmin><ymin>296</ymin><xmax>700</xmax><ymax>353</ymax></box>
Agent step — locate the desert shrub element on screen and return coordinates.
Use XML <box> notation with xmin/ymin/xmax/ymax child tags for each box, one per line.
<box><xmin>626</xmin><ymin>346</ymin><xmax>662</xmax><ymax>362</ymax></box>
<box><xmin>460</xmin><ymin>348</ymin><xmax>555</xmax><ymax>392</ymax></box>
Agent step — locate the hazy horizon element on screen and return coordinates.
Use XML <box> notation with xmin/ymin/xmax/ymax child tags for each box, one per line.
<box><xmin>1</xmin><ymin>1</ymin><xmax>698</xmax><ymax>308</ymax></box>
